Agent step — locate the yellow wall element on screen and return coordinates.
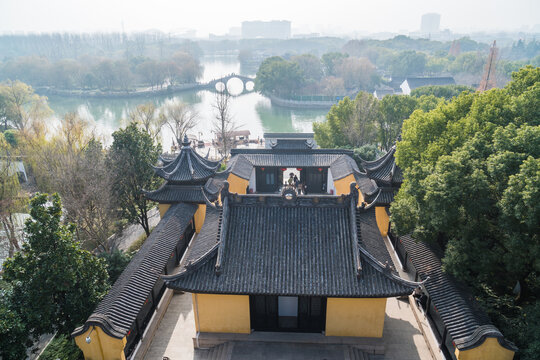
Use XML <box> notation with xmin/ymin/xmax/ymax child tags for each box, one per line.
<box><xmin>333</xmin><ymin>174</ymin><xmax>365</xmax><ymax>206</ymax></box>
<box><xmin>192</xmin><ymin>293</ymin><xmax>251</xmax><ymax>334</ymax></box>
<box><xmin>334</xmin><ymin>174</ymin><xmax>355</xmax><ymax>196</ymax></box>
<box><xmin>375</xmin><ymin>206</ymin><xmax>390</xmax><ymax>237</ymax></box>
<box><xmin>158</xmin><ymin>203</ymin><xmax>170</xmax><ymax>218</ymax></box>
<box><xmin>74</xmin><ymin>326</ymin><xmax>127</xmax><ymax>360</ymax></box>
<box><xmin>194</xmin><ymin>204</ymin><xmax>206</xmax><ymax>233</ymax></box>
<box><xmin>227</xmin><ymin>173</ymin><xmax>249</xmax><ymax>194</ymax></box>
<box><xmin>325</xmin><ymin>298</ymin><xmax>387</xmax><ymax>337</ymax></box>
<box><xmin>455</xmin><ymin>338</ymin><xmax>515</xmax><ymax>360</ymax></box>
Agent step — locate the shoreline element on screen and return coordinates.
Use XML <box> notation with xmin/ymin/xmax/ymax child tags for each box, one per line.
<box><xmin>35</xmin><ymin>83</ymin><xmax>204</xmax><ymax>99</ymax></box>
<box><xmin>268</xmin><ymin>95</ymin><xmax>340</xmax><ymax>110</ymax></box>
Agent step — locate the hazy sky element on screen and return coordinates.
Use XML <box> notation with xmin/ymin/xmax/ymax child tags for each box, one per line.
<box><xmin>1</xmin><ymin>0</ymin><xmax>539</xmax><ymax>36</ymax></box>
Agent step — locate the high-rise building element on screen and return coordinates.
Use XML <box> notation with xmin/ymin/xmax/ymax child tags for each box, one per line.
<box><xmin>420</xmin><ymin>13</ymin><xmax>441</xmax><ymax>34</ymax></box>
<box><xmin>241</xmin><ymin>20</ymin><xmax>291</xmax><ymax>39</ymax></box>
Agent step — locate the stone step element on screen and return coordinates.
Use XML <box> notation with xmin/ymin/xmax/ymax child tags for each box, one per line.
<box><xmin>345</xmin><ymin>346</ymin><xmax>386</xmax><ymax>360</ymax></box>
<box><xmin>195</xmin><ymin>341</ymin><xmax>234</xmax><ymax>360</ymax></box>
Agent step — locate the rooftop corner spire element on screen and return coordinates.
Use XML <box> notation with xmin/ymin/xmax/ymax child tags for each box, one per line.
<box><xmin>182</xmin><ymin>134</ymin><xmax>191</xmax><ymax>148</ymax></box>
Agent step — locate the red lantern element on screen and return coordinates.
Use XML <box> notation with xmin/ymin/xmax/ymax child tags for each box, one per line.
<box><xmin>280</xmin><ymin>168</ymin><xmax>287</xmax><ymax>171</ymax></box>
<box><xmin>318</xmin><ymin>167</ymin><xmax>323</xmax><ymax>172</ymax></box>
<box><xmin>261</xmin><ymin>167</ymin><xmax>265</xmax><ymax>171</ymax></box>
<box><xmin>296</xmin><ymin>168</ymin><xmax>303</xmax><ymax>171</ymax></box>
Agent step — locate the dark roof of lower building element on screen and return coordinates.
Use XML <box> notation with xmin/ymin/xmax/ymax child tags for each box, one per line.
<box><xmin>267</xmin><ymin>138</ymin><xmax>317</xmax><ymax>150</ymax></box>
<box><xmin>165</xmin><ymin>191</ymin><xmax>417</xmax><ymax>298</ymax></box>
<box><xmin>329</xmin><ymin>155</ymin><xmax>361</xmax><ymax>181</ymax></box>
<box><xmin>356</xmin><ymin>207</ymin><xmax>394</xmax><ymax>270</ymax></box>
<box><xmin>365</xmin><ymin>187</ymin><xmax>396</xmax><ymax>206</ymax></box>
<box><xmin>263</xmin><ymin>132</ymin><xmax>314</xmax><ymax>139</ymax></box>
<box><xmin>72</xmin><ymin>203</ymin><xmax>197</xmax><ymax>339</ymax></box>
<box><xmin>398</xmin><ymin>235</ymin><xmax>517</xmax><ymax>352</ymax></box>
<box><xmin>354</xmin><ymin>172</ymin><xmax>378</xmax><ymax>198</ymax></box>
<box><xmin>143</xmin><ymin>184</ymin><xmax>219</xmax><ymax>204</ymax></box>
<box><xmin>403</xmin><ymin>76</ymin><xmax>456</xmax><ymax>90</ymax></box>
<box><xmin>360</xmin><ymin>147</ymin><xmax>395</xmax><ymax>172</ymax></box>
<box><xmin>226</xmin><ymin>148</ymin><xmax>356</xmax><ymax>181</ymax></box>
<box><xmin>361</xmin><ymin>147</ymin><xmax>403</xmax><ymax>186</ymax></box>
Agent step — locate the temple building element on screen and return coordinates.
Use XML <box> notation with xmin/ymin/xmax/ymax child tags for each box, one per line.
<box><xmin>72</xmin><ymin>134</ymin><xmax>516</xmax><ymax>360</ymax></box>
<box><xmin>163</xmin><ymin>182</ymin><xmax>417</xmax><ymax>338</ymax></box>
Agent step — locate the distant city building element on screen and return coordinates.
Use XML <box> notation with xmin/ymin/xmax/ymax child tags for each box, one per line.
<box><xmin>241</xmin><ymin>20</ymin><xmax>291</xmax><ymax>39</ymax></box>
<box><xmin>400</xmin><ymin>76</ymin><xmax>456</xmax><ymax>95</ymax></box>
<box><xmin>420</xmin><ymin>13</ymin><xmax>441</xmax><ymax>34</ymax></box>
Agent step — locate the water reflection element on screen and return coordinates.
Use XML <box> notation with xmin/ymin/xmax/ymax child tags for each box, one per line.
<box><xmin>45</xmin><ymin>56</ymin><xmax>328</xmax><ymax>149</ymax></box>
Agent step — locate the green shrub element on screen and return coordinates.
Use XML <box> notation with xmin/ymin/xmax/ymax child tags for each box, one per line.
<box><xmin>39</xmin><ymin>334</ymin><xmax>82</xmax><ymax>360</ymax></box>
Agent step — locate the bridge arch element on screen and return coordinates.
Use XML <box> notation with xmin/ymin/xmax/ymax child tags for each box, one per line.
<box><xmin>207</xmin><ymin>73</ymin><xmax>256</xmax><ymax>96</ymax></box>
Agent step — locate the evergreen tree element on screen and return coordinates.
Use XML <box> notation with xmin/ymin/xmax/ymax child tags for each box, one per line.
<box><xmin>108</xmin><ymin>123</ymin><xmax>161</xmax><ymax>236</ymax></box>
<box><xmin>2</xmin><ymin>193</ymin><xmax>109</xmax><ymax>348</ymax></box>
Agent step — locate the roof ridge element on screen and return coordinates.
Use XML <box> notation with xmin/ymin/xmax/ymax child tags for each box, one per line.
<box><xmin>364</xmin><ymin>147</ymin><xmax>396</xmax><ymax>173</ymax></box>
<box><xmin>358</xmin><ymin>245</ymin><xmax>421</xmax><ymax>288</ymax></box>
<box><xmin>214</xmin><ymin>196</ymin><xmax>230</xmax><ymax>275</ymax></box>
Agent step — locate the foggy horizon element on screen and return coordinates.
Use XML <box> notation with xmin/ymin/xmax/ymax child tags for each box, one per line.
<box><xmin>1</xmin><ymin>0</ymin><xmax>539</xmax><ymax>37</ymax></box>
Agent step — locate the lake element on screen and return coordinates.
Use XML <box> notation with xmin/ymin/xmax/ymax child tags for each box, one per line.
<box><xmin>45</xmin><ymin>56</ymin><xmax>328</xmax><ymax>150</ymax></box>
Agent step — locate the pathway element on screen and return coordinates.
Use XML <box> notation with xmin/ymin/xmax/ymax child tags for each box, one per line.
<box><xmin>143</xmin><ymin>293</ymin><xmax>433</xmax><ymax>360</ymax></box>
<box><xmin>109</xmin><ymin>208</ymin><xmax>161</xmax><ymax>251</ymax></box>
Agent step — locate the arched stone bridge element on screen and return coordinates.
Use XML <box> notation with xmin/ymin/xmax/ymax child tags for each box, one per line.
<box><xmin>205</xmin><ymin>73</ymin><xmax>256</xmax><ymax>96</ymax></box>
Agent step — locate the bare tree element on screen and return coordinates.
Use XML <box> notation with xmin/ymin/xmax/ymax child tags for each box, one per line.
<box><xmin>23</xmin><ymin>112</ymin><xmax>117</xmax><ymax>251</ymax></box>
<box><xmin>212</xmin><ymin>90</ymin><xmax>237</xmax><ymax>157</ymax></box>
<box><xmin>160</xmin><ymin>100</ymin><xmax>198</xmax><ymax>146</ymax></box>
<box><xmin>128</xmin><ymin>102</ymin><xmax>165</xmax><ymax>142</ymax></box>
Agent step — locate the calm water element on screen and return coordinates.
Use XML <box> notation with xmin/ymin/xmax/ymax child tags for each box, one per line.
<box><xmin>46</xmin><ymin>56</ymin><xmax>327</xmax><ymax>149</ymax></box>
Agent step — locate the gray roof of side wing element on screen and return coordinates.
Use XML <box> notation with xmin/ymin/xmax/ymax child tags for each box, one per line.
<box><xmin>398</xmin><ymin>235</ymin><xmax>517</xmax><ymax>352</ymax></box>
<box><xmin>144</xmin><ymin>184</ymin><xmax>219</xmax><ymax>204</ymax></box>
<box><xmin>72</xmin><ymin>203</ymin><xmax>197</xmax><ymax>339</ymax></box>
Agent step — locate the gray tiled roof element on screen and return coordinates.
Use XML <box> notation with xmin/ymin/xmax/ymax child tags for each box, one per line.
<box><xmin>268</xmin><ymin>139</ymin><xmax>317</xmax><ymax>150</ymax></box>
<box><xmin>403</xmin><ymin>77</ymin><xmax>456</xmax><ymax>90</ymax></box>
<box><xmin>153</xmin><ymin>141</ymin><xmax>221</xmax><ymax>184</ymax></box>
<box><xmin>180</xmin><ymin>205</ymin><xmax>221</xmax><ymax>270</ymax></box>
<box><xmin>365</xmin><ymin>187</ymin><xmax>396</xmax><ymax>206</ymax></box>
<box><xmin>226</xmin><ymin>148</ymin><xmax>356</xmax><ymax>181</ymax></box>
<box><xmin>165</xmin><ymin>193</ymin><xmax>417</xmax><ymax>297</ymax></box>
<box><xmin>363</xmin><ymin>147</ymin><xmax>402</xmax><ymax>186</ymax></box>
<box><xmin>354</xmin><ymin>172</ymin><xmax>378</xmax><ymax>199</ymax></box>
<box><xmin>143</xmin><ymin>184</ymin><xmax>218</xmax><ymax>203</ymax></box>
<box><xmin>263</xmin><ymin>132</ymin><xmax>315</xmax><ymax>139</ymax></box>
<box><xmin>398</xmin><ymin>235</ymin><xmax>517</xmax><ymax>352</ymax></box>
<box><xmin>360</xmin><ymin>147</ymin><xmax>395</xmax><ymax>171</ymax></box>
<box><xmin>224</xmin><ymin>154</ymin><xmax>254</xmax><ymax>180</ymax></box>
<box><xmin>329</xmin><ymin>155</ymin><xmax>361</xmax><ymax>180</ymax></box>
<box><xmin>356</xmin><ymin>207</ymin><xmax>394</xmax><ymax>270</ymax></box>
<box><xmin>72</xmin><ymin>203</ymin><xmax>197</xmax><ymax>339</ymax></box>
<box><xmin>240</xmin><ymin>153</ymin><xmax>347</xmax><ymax>167</ymax></box>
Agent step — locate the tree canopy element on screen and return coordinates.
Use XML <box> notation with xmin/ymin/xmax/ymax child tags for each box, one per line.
<box><xmin>410</xmin><ymin>84</ymin><xmax>475</xmax><ymax>100</ymax></box>
<box><xmin>1</xmin><ymin>193</ymin><xmax>109</xmax><ymax>359</ymax></box>
<box><xmin>108</xmin><ymin>123</ymin><xmax>161</xmax><ymax>236</ymax></box>
<box><xmin>391</xmin><ymin>66</ymin><xmax>539</xmax><ymax>356</ymax></box>
<box><xmin>313</xmin><ymin>92</ymin><xmax>441</xmax><ymax>150</ymax></box>
<box><xmin>255</xmin><ymin>56</ymin><xmax>305</xmax><ymax>97</ymax></box>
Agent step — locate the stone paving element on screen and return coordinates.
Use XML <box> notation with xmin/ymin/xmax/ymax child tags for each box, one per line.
<box><xmin>143</xmin><ymin>292</ymin><xmax>434</xmax><ymax>360</ymax></box>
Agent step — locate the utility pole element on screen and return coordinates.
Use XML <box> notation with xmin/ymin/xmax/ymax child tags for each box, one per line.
<box><xmin>478</xmin><ymin>41</ymin><xmax>498</xmax><ymax>92</ymax></box>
